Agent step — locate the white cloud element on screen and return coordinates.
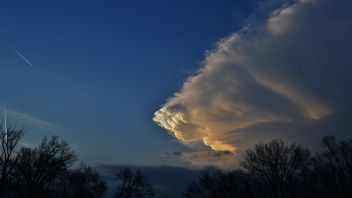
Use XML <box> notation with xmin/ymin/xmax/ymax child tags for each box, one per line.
<box><xmin>154</xmin><ymin>0</ymin><xmax>352</xmax><ymax>167</ymax></box>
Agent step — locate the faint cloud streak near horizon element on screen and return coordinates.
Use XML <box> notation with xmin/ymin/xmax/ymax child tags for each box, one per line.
<box><xmin>164</xmin><ymin>150</ymin><xmax>238</xmax><ymax>169</ymax></box>
<box><xmin>0</xmin><ymin>106</ymin><xmax>55</xmax><ymax>130</ymax></box>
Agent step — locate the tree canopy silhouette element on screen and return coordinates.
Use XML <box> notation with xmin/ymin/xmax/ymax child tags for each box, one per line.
<box><xmin>0</xmin><ymin>124</ymin><xmax>23</xmax><ymax>195</ymax></box>
<box><xmin>15</xmin><ymin>136</ymin><xmax>77</xmax><ymax>197</ymax></box>
<box><xmin>241</xmin><ymin>139</ymin><xmax>310</xmax><ymax>198</ymax></box>
<box><xmin>1</xmin><ymin>122</ymin><xmax>351</xmax><ymax>198</ymax></box>
<box><xmin>183</xmin><ymin>169</ymin><xmax>253</xmax><ymax>198</ymax></box>
<box><xmin>184</xmin><ymin>136</ymin><xmax>352</xmax><ymax>198</ymax></box>
<box><xmin>115</xmin><ymin>168</ymin><xmax>155</xmax><ymax>198</ymax></box>
<box><xmin>62</xmin><ymin>163</ymin><xmax>107</xmax><ymax>198</ymax></box>
<box><xmin>309</xmin><ymin>136</ymin><xmax>352</xmax><ymax>198</ymax></box>
<box><xmin>0</xmin><ymin>123</ymin><xmax>107</xmax><ymax>198</ymax></box>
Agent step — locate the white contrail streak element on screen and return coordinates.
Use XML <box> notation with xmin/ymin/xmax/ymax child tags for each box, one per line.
<box><xmin>11</xmin><ymin>47</ymin><xmax>33</xmax><ymax>66</ymax></box>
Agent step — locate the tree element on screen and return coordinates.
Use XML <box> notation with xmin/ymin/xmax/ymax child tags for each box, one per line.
<box><xmin>62</xmin><ymin>163</ymin><xmax>107</xmax><ymax>198</ymax></box>
<box><xmin>241</xmin><ymin>139</ymin><xmax>310</xmax><ymax>198</ymax></box>
<box><xmin>310</xmin><ymin>136</ymin><xmax>352</xmax><ymax>198</ymax></box>
<box><xmin>15</xmin><ymin>136</ymin><xmax>77</xmax><ymax>197</ymax></box>
<box><xmin>183</xmin><ymin>171</ymin><xmax>220</xmax><ymax>198</ymax></box>
<box><xmin>115</xmin><ymin>168</ymin><xmax>154</xmax><ymax>198</ymax></box>
<box><xmin>0</xmin><ymin>124</ymin><xmax>23</xmax><ymax>194</ymax></box>
<box><xmin>0</xmin><ymin>121</ymin><xmax>108</xmax><ymax>197</ymax></box>
<box><xmin>183</xmin><ymin>170</ymin><xmax>253</xmax><ymax>198</ymax></box>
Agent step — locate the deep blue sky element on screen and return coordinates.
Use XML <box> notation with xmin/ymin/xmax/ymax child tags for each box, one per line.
<box><xmin>0</xmin><ymin>0</ymin><xmax>257</xmax><ymax>166</ymax></box>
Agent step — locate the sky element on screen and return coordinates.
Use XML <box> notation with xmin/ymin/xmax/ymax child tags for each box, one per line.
<box><xmin>0</xmin><ymin>0</ymin><xmax>257</xmax><ymax>167</ymax></box>
<box><xmin>0</xmin><ymin>0</ymin><xmax>352</xmax><ymax>171</ymax></box>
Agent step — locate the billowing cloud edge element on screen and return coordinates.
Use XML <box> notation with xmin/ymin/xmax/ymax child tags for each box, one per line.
<box><xmin>154</xmin><ymin>0</ymin><xmax>351</xmax><ymax>167</ymax></box>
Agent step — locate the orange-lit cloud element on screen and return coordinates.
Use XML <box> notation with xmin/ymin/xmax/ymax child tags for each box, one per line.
<box><xmin>154</xmin><ymin>0</ymin><xmax>352</xmax><ymax>167</ymax></box>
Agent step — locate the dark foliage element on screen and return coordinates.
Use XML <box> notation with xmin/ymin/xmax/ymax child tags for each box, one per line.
<box><xmin>14</xmin><ymin>136</ymin><xmax>77</xmax><ymax>197</ymax></box>
<box><xmin>0</xmin><ymin>125</ymin><xmax>23</xmax><ymax>195</ymax></box>
<box><xmin>0</xmin><ymin>124</ymin><xmax>107</xmax><ymax>198</ymax></box>
<box><xmin>184</xmin><ymin>137</ymin><xmax>352</xmax><ymax>198</ymax></box>
<box><xmin>241</xmin><ymin>139</ymin><xmax>311</xmax><ymax>198</ymax></box>
<box><xmin>1</xmin><ymin>122</ymin><xmax>351</xmax><ymax>198</ymax></box>
<box><xmin>115</xmin><ymin>168</ymin><xmax>155</xmax><ymax>198</ymax></box>
<box><xmin>61</xmin><ymin>164</ymin><xmax>107</xmax><ymax>198</ymax></box>
<box><xmin>183</xmin><ymin>170</ymin><xmax>253</xmax><ymax>198</ymax></box>
<box><xmin>307</xmin><ymin>136</ymin><xmax>352</xmax><ymax>198</ymax></box>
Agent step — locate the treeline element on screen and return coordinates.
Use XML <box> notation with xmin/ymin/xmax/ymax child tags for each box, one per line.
<box><xmin>0</xmin><ymin>125</ymin><xmax>107</xmax><ymax>197</ymax></box>
<box><xmin>0</xmin><ymin>124</ymin><xmax>157</xmax><ymax>198</ymax></box>
<box><xmin>0</xmin><ymin>124</ymin><xmax>158</xmax><ymax>198</ymax></box>
<box><xmin>1</xmin><ymin>124</ymin><xmax>351</xmax><ymax>198</ymax></box>
<box><xmin>184</xmin><ymin>136</ymin><xmax>352</xmax><ymax>198</ymax></box>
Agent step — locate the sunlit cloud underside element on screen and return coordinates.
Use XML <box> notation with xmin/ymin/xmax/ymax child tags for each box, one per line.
<box><xmin>154</xmin><ymin>0</ymin><xmax>352</xmax><ymax>167</ymax></box>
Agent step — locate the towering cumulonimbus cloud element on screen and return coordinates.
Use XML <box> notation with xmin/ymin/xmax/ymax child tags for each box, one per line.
<box><xmin>154</xmin><ymin>0</ymin><xmax>352</xmax><ymax>167</ymax></box>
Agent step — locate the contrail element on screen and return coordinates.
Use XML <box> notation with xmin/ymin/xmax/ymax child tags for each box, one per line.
<box><xmin>11</xmin><ymin>47</ymin><xmax>33</xmax><ymax>66</ymax></box>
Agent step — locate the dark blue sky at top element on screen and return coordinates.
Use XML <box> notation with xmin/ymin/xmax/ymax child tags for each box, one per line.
<box><xmin>0</xmin><ymin>0</ymin><xmax>258</xmax><ymax>166</ymax></box>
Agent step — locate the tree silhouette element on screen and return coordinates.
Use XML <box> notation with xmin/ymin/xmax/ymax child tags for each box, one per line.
<box><xmin>183</xmin><ymin>170</ymin><xmax>253</xmax><ymax>198</ymax></box>
<box><xmin>0</xmin><ymin>121</ymin><xmax>351</xmax><ymax>198</ymax></box>
<box><xmin>241</xmin><ymin>139</ymin><xmax>310</xmax><ymax>198</ymax></box>
<box><xmin>310</xmin><ymin>136</ymin><xmax>352</xmax><ymax>198</ymax></box>
<box><xmin>15</xmin><ymin>136</ymin><xmax>77</xmax><ymax>197</ymax></box>
<box><xmin>0</xmin><ymin>123</ymin><xmax>108</xmax><ymax>198</ymax></box>
<box><xmin>183</xmin><ymin>171</ymin><xmax>220</xmax><ymax>198</ymax></box>
<box><xmin>0</xmin><ymin>124</ymin><xmax>23</xmax><ymax>195</ymax></box>
<box><xmin>183</xmin><ymin>137</ymin><xmax>352</xmax><ymax>198</ymax></box>
<box><xmin>61</xmin><ymin>163</ymin><xmax>107</xmax><ymax>198</ymax></box>
<box><xmin>115</xmin><ymin>168</ymin><xmax>155</xmax><ymax>198</ymax></box>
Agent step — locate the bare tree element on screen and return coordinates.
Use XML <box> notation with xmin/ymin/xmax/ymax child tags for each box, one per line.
<box><xmin>15</xmin><ymin>136</ymin><xmax>77</xmax><ymax>197</ymax></box>
<box><xmin>183</xmin><ymin>170</ymin><xmax>253</xmax><ymax>198</ymax></box>
<box><xmin>115</xmin><ymin>168</ymin><xmax>154</xmax><ymax>198</ymax></box>
<box><xmin>61</xmin><ymin>163</ymin><xmax>107</xmax><ymax>198</ymax></box>
<box><xmin>241</xmin><ymin>139</ymin><xmax>310</xmax><ymax>198</ymax></box>
<box><xmin>0</xmin><ymin>123</ymin><xmax>23</xmax><ymax>194</ymax></box>
<box><xmin>183</xmin><ymin>171</ymin><xmax>220</xmax><ymax>198</ymax></box>
<box><xmin>311</xmin><ymin>136</ymin><xmax>352</xmax><ymax>198</ymax></box>
<box><xmin>182</xmin><ymin>137</ymin><xmax>352</xmax><ymax>198</ymax></box>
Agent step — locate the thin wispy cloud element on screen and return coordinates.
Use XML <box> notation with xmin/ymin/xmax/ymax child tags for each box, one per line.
<box><xmin>11</xmin><ymin>46</ymin><xmax>33</xmax><ymax>66</ymax></box>
<box><xmin>0</xmin><ymin>106</ymin><xmax>55</xmax><ymax>130</ymax></box>
<box><xmin>164</xmin><ymin>151</ymin><xmax>238</xmax><ymax>169</ymax></box>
